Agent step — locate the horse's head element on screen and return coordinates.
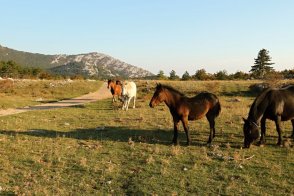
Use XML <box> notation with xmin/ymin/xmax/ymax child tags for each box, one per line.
<box><xmin>242</xmin><ymin>118</ymin><xmax>260</xmax><ymax>148</ymax></box>
<box><xmin>149</xmin><ymin>83</ymin><xmax>165</xmax><ymax>108</ymax></box>
<box><xmin>107</xmin><ymin>79</ymin><xmax>113</xmax><ymax>89</ymax></box>
<box><xmin>121</xmin><ymin>81</ymin><xmax>128</xmax><ymax>96</ymax></box>
<box><xmin>116</xmin><ymin>80</ymin><xmax>122</xmax><ymax>85</ymax></box>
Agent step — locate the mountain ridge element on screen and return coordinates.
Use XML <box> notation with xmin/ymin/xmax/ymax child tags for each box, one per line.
<box><xmin>0</xmin><ymin>45</ymin><xmax>153</xmax><ymax>78</ymax></box>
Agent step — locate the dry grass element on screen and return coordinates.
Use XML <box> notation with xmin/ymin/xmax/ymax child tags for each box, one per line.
<box><xmin>0</xmin><ymin>79</ymin><xmax>293</xmax><ymax>195</ymax></box>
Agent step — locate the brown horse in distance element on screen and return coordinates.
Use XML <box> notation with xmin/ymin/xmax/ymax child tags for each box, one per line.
<box><xmin>149</xmin><ymin>84</ymin><xmax>221</xmax><ymax>145</ymax></box>
<box><xmin>107</xmin><ymin>79</ymin><xmax>122</xmax><ymax>102</ymax></box>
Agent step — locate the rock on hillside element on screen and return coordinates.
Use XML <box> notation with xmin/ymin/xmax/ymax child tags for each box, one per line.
<box><xmin>49</xmin><ymin>52</ymin><xmax>153</xmax><ymax>78</ymax></box>
<box><xmin>0</xmin><ymin>45</ymin><xmax>153</xmax><ymax>78</ymax></box>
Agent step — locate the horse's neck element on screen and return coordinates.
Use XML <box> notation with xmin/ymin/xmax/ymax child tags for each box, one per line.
<box><xmin>249</xmin><ymin>95</ymin><xmax>270</xmax><ymax>123</ymax></box>
<box><xmin>164</xmin><ymin>90</ymin><xmax>181</xmax><ymax>109</ymax></box>
<box><xmin>112</xmin><ymin>84</ymin><xmax>119</xmax><ymax>90</ymax></box>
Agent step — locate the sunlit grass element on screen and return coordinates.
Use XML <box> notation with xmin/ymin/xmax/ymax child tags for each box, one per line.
<box><xmin>0</xmin><ymin>80</ymin><xmax>293</xmax><ymax>195</ymax></box>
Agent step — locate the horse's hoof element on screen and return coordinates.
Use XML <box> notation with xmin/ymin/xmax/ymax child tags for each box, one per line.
<box><xmin>277</xmin><ymin>142</ymin><xmax>283</xmax><ymax>147</ymax></box>
<box><xmin>257</xmin><ymin>141</ymin><xmax>265</xmax><ymax>146</ymax></box>
<box><xmin>206</xmin><ymin>143</ymin><xmax>212</xmax><ymax>148</ymax></box>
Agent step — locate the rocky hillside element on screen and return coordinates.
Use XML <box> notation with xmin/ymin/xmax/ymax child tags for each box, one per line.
<box><xmin>0</xmin><ymin>45</ymin><xmax>153</xmax><ymax>78</ymax></box>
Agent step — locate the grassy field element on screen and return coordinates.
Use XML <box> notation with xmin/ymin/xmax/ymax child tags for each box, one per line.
<box><xmin>0</xmin><ymin>79</ymin><xmax>101</xmax><ymax>109</ymax></box>
<box><xmin>0</xmin><ymin>80</ymin><xmax>293</xmax><ymax>195</ymax></box>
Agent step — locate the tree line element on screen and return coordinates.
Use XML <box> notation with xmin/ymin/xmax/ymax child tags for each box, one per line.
<box><xmin>156</xmin><ymin>49</ymin><xmax>293</xmax><ymax>80</ymax></box>
<box><xmin>0</xmin><ymin>48</ymin><xmax>293</xmax><ymax>80</ymax></box>
<box><xmin>156</xmin><ymin>68</ymin><xmax>294</xmax><ymax>81</ymax></box>
<box><xmin>0</xmin><ymin>60</ymin><xmax>51</xmax><ymax>79</ymax></box>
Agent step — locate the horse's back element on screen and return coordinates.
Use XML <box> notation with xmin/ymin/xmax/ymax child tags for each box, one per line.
<box><xmin>186</xmin><ymin>92</ymin><xmax>221</xmax><ymax>120</ymax></box>
<box><xmin>123</xmin><ymin>81</ymin><xmax>137</xmax><ymax>97</ymax></box>
<box><xmin>259</xmin><ymin>85</ymin><xmax>294</xmax><ymax>121</ymax></box>
<box><xmin>269</xmin><ymin>85</ymin><xmax>294</xmax><ymax>102</ymax></box>
<box><xmin>192</xmin><ymin>92</ymin><xmax>219</xmax><ymax>105</ymax></box>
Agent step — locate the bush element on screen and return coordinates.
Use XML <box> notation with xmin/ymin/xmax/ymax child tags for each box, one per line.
<box><xmin>248</xmin><ymin>83</ymin><xmax>270</xmax><ymax>94</ymax></box>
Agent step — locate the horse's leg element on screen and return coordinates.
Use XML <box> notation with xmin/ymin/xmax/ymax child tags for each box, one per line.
<box><xmin>181</xmin><ymin>117</ymin><xmax>191</xmax><ymax>145</ymax></box>
<box><xmin>173</xmin><ymin>118</ymin><xmax>180</xmax><ymax>145</ymax></box>
<box><xmin>274</xmin><ymin>115</ymin><xmax>282</xmax><ymax>145</ymax></box>
<box><xmin>206</xmin><ymin>115</ymin><xmax>215</xmax><ymax>144</ymax></box>
<box><xmin>122</xmin><ymin>97</ymin><xmax>127</xmax><ymax>110</ymax></box>
<box><xmin>126</xmin><ymin>97</ymin><xmax>131</xmax><ymax>110</ymax></box>
<box><xmin>132</xmin><ymin>96</ymin><xmax>136</xmax><ymax>109</ymax></box>
<box><xmin>291</xmin><ymin>119</ymin><xmax>294</xmax><ymax>138</ymax></box>
<box><xmin>259</xmin><ymin>117</ymin><xmax>266</xmax><ymax>145</ymax></box>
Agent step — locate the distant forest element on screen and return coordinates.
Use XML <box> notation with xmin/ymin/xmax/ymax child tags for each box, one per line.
<box><xmin>155</xmin><ymin>68</ymin><xmax>294</xmax><ymax>81</ymax></box>
<box><xmin>0</xmin><ymin>60</ymin><xmax>85</xmax><ymax>80</ymax></box>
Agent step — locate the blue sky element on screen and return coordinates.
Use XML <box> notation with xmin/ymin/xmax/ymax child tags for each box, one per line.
<box><xmin>1</xmin><ymin>0</ymin><xmax>293</xmax><ymax>75</ymax></box>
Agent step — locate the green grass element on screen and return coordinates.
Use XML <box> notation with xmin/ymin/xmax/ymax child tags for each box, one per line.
<box><xmin>0</xmin><ymin>79</ymin><xmax>102</xmax><ymax>109</ymax></box>
<box><xmin>0</xmin><ymin>80</ymin><xmax>293</xmax><ymax>195</ymax></box>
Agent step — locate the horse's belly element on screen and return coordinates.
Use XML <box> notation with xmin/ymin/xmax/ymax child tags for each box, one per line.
<box><xmin>265</xmin><ymin>110</ymin><xmax>294</xmax><ymax>121</ymax></box>
<box><xmin>188</xmin><ymin>112</ymin><xmax>206</xmax><ymax>120</ymax></box>
<box><xmin>281</xmin><ymin>113</ymin><xmax>294</xmax><ymax>121</ymax></box>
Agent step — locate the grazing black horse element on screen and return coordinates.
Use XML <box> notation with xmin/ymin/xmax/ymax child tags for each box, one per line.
<box><xmin>243</xmin><ymin>85</ymin><xmax>294</xmax><ymax>148</ymax></box>
<box><xmin>149</xmin><ymin>84</ymin><xmax>221</xmax><ymax>145</ymax></box>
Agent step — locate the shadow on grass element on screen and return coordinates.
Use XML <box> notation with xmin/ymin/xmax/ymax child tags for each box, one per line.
<box><xmin>0</xmin><ymin>126</ymin><xmax>246</xmax><ymax>148</ymax></box>
<box><xmin>0</xmin><ymin>127</ymin><xmax>173</xmax><ymax>145</ymax></box>
<box><xmin>190</xmin><ymin>130</ymin><xmax>244</xmax><ymax>149</ymax></box>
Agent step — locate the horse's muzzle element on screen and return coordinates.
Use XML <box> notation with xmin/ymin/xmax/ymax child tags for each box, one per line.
<box><xmin>149</xmin><ymin>102</ymin><xmax>154</xmax><ymax>108</ymax></box>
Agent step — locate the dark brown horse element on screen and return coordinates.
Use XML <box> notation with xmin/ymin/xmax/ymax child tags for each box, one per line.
<box><xmin>149</xmin><ymin>84</ymin><xmax>221</xmax><ymax>145</ymax></box>
<box><xmin>243</xmin><ymin>85</ymin><xmax>294</xmax><ymax>148</ymax></box>
<box><xmin>107</xmin><ymin>79</ymin><xmax>122</xmax><ymax>102</ymax></box>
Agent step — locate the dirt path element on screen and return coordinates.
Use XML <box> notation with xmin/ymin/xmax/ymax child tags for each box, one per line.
<box><xmin>0</xmin><ymin>82</ymin><xmax>112</xmax><ymax>117</ymax></box>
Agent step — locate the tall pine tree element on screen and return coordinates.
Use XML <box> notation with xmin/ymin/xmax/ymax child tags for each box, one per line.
<box><xmin>250</xmin><ymin>49</ymin><xmax>274</xmax><ymax>79</ymax></box>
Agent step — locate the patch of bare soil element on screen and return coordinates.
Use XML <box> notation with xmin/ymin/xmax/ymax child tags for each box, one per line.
<box><xmin>0</xmin><ymin>82</ymin><xmax>112</xmax><ymax>117</ymax></box>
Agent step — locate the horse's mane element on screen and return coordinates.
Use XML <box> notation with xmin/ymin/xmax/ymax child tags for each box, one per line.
<box><xmin>249</xmin><ymin>87</ymin><xmax>273</xmax><ymax>120</ymax></box>
<box><xmin>161</xmin><ymin>84</ymin><xmax>185</xmax><ymax>96</ymax></box>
